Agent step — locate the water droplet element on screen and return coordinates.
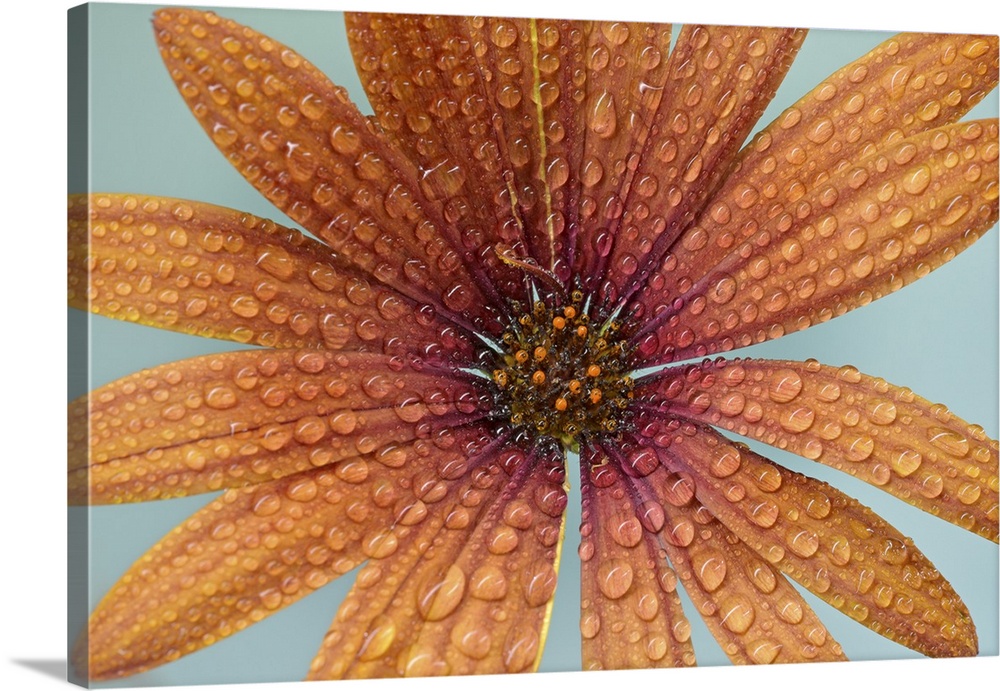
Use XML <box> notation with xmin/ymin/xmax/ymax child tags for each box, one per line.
<box><xmin>692</xmin><ymin>550</ymin><xmax>727</xmax><ymax>591</ymax></box>
<box><xmin>927</xmin><ymin>427</ymin><xmax>970</xmax><ymax>457</ymax></box>
<box><xmin>451</xmin><ymin>619</ymin><xmax>492</xmax><ymax>659</ymax></box>
<box><xmin>719</xmin><ymin>595</ymin><xmax>756</xmax><ymax>634</ymax></box>
<box><xmin>786</xmin><ymin>528</ymin><xmax>819</xmax><ymax>558</ymax></box>
<box><xmin>709</xmin><ymin>444</ymin><xmax>742</xmax><ymax>477</ymax></box>
<box><xmin>586</xmin><ymin>90</ymin><xmax>617</xmax><ymax>139</ymax></box>
<box><xmin>768</xmin><ymin>369</ymin><xmax>803</xmax><ymax>403</ymax></box>
<box><xmin>362</xmin><ymin>530</ymin><xmax>399</xmax><ymax>559</ymax></box>
<box><xmin>902</xmin><ymin>164</ymin><xmax>932</xmax><ymax>195</ymax></box>
<box><xmin>358</xmin><ymin>615</ymin><xmax>396</xmax><ymax>661</ymax></box>
<box><xmin>879</xmin><ymin>537</ymin><xmax>909</xmax><ymax>565</ymax></box>
<box><xmin>597</xmin><ymin>558</ymin><xmax>634</xmax><ymax>599</ymax></box>
<box><xmin>748</xmin><ymin>639</ymin><xmax>781</xmax><ymax>664</ymax></box>
<box><xmin>501</xmin><ymin>620</ymin><xmax>539</xmax><ymax>672</ymax></box>
<box><xmin>522</xmin><ymin>560</ymin><xmax>557</xmax><ymax>607</ymax></box>
<box><xmin>417</xmin><ymin>565</ymin><xmax>467</xmax><ymax>621</ymax></box>
<box><xmin>205</xmin><ymin>385</ymin><xmax>237</xmax><ymax>410</ymax></box>
<box><xmin>469</xmin><ymin>564</ymin><xmax>508</xmax><ymax>601</ymax></box>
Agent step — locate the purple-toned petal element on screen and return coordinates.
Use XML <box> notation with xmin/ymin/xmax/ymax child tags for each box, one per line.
<box><xmin>578</xmin><ymin>442</ymin><xmax>697</xmax><ymax>669</ymax></box>
<box><xmin>593</xmin><ymin>26</ymin><xmax>805</xmax><ymax>310</ymax></box>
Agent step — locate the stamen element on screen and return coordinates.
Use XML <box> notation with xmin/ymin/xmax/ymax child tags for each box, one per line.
<box><xmin>492</xmin><ymin>295</ymin><xmax>633</xmax><ymax>447</ymax></box>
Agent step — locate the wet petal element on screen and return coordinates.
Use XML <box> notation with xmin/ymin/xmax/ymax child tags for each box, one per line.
<box><xmin>69</xmin><ymin>194</ymin><xmax>477</xmax><ymax>361</ymax></box>
<box><xmin>565</xmin><ymin>22</ymin><xmax>675</xmax><ymax>290</ymax></box>
<box><xmin>579</xmin><ymin>443</ymin><xmax>697</xmax><ymax>669</ymax></box>
<box><xmin>639</xmin><ymin>358</ymin><xmax>999</xmax><ymax>542</ymax></box>
<box><xmin>595</xmin><ymin>26</ymin><xmax>805</xmax><ymax>308</ymax></box>
<box><xmin>345</xmin><ymin>14</ymin><xmax>524</xmax><ymax>300</ymax></box>
<box><xmin>658</xmin><ymin>495</ymin><xmax>846</xmax><ymax>664</ymax></box>
<box><xmin>464</xmin><ymin>17</ymin><xmax>582</xmax><ymax>281</ymax></box>
<box><xmin>630</xmin><ymin>119</ymin><xmax>999</xmax><ymax>363</ymax></box>
<box><xmin>683</xmin><ymin>32</ymin><xmax>999</xmax><ymax>283</ymax></box>
<box><xmin>152</xmin><ymin>8</ymin><xmax>498</xmax><ymax>332</ymax></box>
<box><xmin>307</xmin><ymin>441</ymin><xmax>566</xmax><ymax>678</ymax></box>
<box><xmin>78</xmin><ymin>425</ymin><xmax>500</xmax><ymax>680</ymax></box>
<box><xmin>636</xmin><ymin>417</ymin><xmax>979</xmax><ymax>658</ymax></box>
<box><xmin>71</xmin><ymin>349</ymin><xmax>490</xmax><ymax>503</ymax></box>
<box><xmin>589</xmin><ymin>440</ymin><xmax>845</xmax><ymax>664</ymax></box>
<box><xmin>637</xmin><ymin>32</ymin><xmax>998</xmax><ymax>315</ymax></box>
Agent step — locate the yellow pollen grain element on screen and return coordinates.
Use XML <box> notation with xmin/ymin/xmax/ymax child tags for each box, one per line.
<box><xmin>534</xmin><ymin>346</ymin><xmax>547</xmax><ymax>361</ymax></box>
<box><xmin>515</xmin><ymin>350</ymin><xmax>529</xmax><ymax>364</ymax></box>
<box><xmin>555</xmin><ymin>397</ymin><xmax>568</xmax><ymax>412</ymax></box>
<box><xmin>532</xmin><ymin>370</ymin><xmax>546</xmax><ymax>385</ymax></box>
<box><xmin>564</xmin><ymin>306</ymin><xmax>577</xmax><ymax>319</ymax></box>
<box><xmin>576</xmin><ymin>325</ymin><xmax>588</xmax><ymax>337</ymax></box>
<box><xmin>552</xmin><ymin>316</ymin><xmax>566</xmax><ymax>330</ymax></box>
<box><xmin>587</xmin><ymin>364</ymin><xmax>602</xmax><ymax>377</ymax></box>
<box><xmin>590</xmin><ymin>389</ymin><xmax>602</xmax><ymax>404</ymax></box>
<box><xmin>494</xmin><ymin>369</ymin><xmax>508</xmax><ymax>387</ymax></box>
<box><xmin>569</xmin><ymin>380</ymin><xmax>582</xmax><ymax>394</ymax></box>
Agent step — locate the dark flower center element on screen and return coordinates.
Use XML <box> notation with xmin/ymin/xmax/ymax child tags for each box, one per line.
<box><xmin>492</xmin><ymin>292</ymin><xmax>634</xmax><ymax>450</ymax></box>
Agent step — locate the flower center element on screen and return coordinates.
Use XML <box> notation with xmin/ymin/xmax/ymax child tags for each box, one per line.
<box><xmin>492</xmin><ymin>292</ymin><xmax>634</xmax><ymax>450</ymax></box>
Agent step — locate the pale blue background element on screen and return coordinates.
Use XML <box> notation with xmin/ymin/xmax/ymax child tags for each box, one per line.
<box><xmin>73</xmin><ymin>3</ymin><xmax>999</xmax><ymax>686</ymax></box>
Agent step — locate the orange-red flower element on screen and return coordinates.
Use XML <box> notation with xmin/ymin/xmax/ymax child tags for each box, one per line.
<box><xmin>69</xmin><ymin>7</ymin><xmax>999</xmax><ymax>682</ymax></box>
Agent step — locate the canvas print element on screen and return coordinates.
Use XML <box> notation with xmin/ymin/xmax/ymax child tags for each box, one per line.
<box><xmin>68</xmin><ymin>2</ymin><xmax>999</xmax><ymax>687</ymax></box>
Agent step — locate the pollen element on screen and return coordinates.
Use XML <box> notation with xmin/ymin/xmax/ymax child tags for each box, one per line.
<box><xmin>492</xmin><ymin>293</ymin><xmax>634</xmax><ymax>448</ymax></box>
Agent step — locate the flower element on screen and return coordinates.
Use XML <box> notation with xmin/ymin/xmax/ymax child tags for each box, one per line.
<box><xmin>68</xmin><ymin>5</ymin><xmax>999</xmax><ymax>683</ymax></box>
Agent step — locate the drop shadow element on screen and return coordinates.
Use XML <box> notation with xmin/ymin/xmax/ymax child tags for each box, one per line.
<box><xmin>11</xmin><ymin>659</ymin><xmax>66</xmax><ymax>681</ymax></box>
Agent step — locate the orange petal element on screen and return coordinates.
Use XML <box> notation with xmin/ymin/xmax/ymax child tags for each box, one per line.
<box><xmin>640</xmin><ymin>358</ymin><xmax>999</xmax><ymax>542</ymax></box>
<box><xmin>152</xmin><ymin>8</ymin><xmax>497</xmax><ymax>332</ymax></box>
<box><xmin>71</xmin><ymin>349</ymin><xmax>490</xmax><ymax>504</ymax></box>
<box><xmin>306</xmin><ymin>441</ymin><xmax>566</xmax><ymax>679</ymax></box>
<box><xmin>595</xmin><ymin>26</ymin><xmax>805</xmax><ymax>308</ymax></box>
<box><xmin>636</xmin><ymin>418</ymin><xmax>979</xmax><ymax>658</ymax></box>
<box><xmin>631</xmin><ymin>119</ymin><xmax>999</xmax><ymax>363</ymax></box>
<box><xmin>69</xmin><ymin>194</ymin><xmax>477</xmax><ymax>360</ymax></box>
<box><xmin>691</xmin><ymin>32</ymin><xmax>999</xmax><ymax>272</ymax></box>
<box><xmin>78</xmin><ymin>425</ymin><xmax>500</xmax><ymax>680</ymax></box>
<box><xmin>345</xmin><ymin>14</ymin><xmax>525</xmax><ymax>299</ymax></box>
<box><xmin>578</xmin><ymin>444</ymin><xmax>697</xmax><ymax>669</ymax></box>
<box><xmin>658</xmin><ymin>496</ymin><xmax>846</xmax><ymax>664</ymax></box>
<box><xmin>586</xmin><ymin>440</ymin><xmax>846</xmax><ymax>664</ymax></box>
<box><xmin>646</xmin><ymin>32</ymin><xmax>999</xmax><ymax>311</ymax></box>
